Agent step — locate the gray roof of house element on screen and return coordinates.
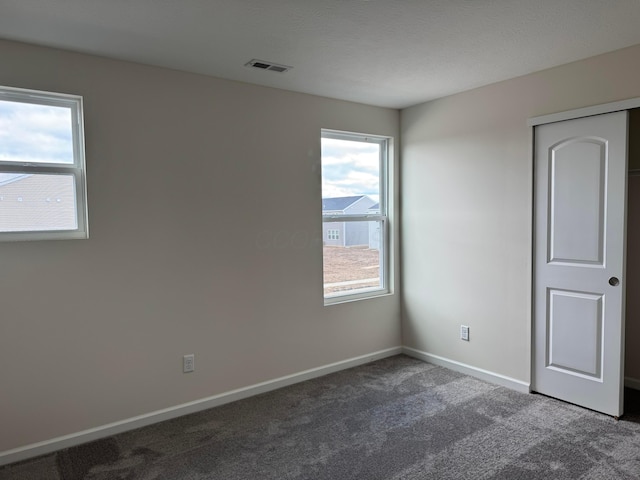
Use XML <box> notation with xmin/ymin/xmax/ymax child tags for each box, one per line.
<box><xmin>322</xmin><ymin>195</ymin><xmax>366</xmax><ymax>211</ymax></box>
<box><xmin>369</xmin><ymin>203</ymin><xmax>379</xmax><ymax>210</ymax></box>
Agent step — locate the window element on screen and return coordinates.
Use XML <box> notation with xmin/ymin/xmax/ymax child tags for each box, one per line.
<box><xmin>327</xmin><ymin>229</ymin><xmax>340</xmax><ymax>240</ymax></box>
<box><xmin>321</xmin><ymin>129</ymin><xmax>391</xmax><ymax>303</ymax></box>
<box><xmin>0</xmin><ymin>86</ymin><xmax>88</xmax><ymax>240</ymax></box>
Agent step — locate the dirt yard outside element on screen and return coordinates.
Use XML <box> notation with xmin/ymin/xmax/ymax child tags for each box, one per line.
<box><xmin>323</xmin><ymin>246</ymin><xmax>380</xmax><ymax>295</ymax></box>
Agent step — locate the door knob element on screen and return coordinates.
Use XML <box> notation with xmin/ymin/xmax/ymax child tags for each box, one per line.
<box><xmin>609</xmin><ymin>277</ymin><xmax>620</xmax><ymax>286</ymax></box>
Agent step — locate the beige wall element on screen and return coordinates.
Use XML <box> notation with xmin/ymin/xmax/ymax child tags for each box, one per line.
<box><xmin>401</xmin><ymin>43</ymin><xmax>640</xmax><ymax>383</ymax></box>
<box><xmin>0</xmin><ymin>39</ymin><xmax>401</xmax><ymax>453</ymax></box>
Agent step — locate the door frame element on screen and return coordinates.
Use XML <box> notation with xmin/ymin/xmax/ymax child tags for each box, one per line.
<box><xmin>529</xmin><ymin>97</ymin><xmax>640</xmax><ymax>402</ymax></box>
<box><xmin>528</xmin><ymin>98</ymin><xmax>640</xmax><ymax>128</ymax></box>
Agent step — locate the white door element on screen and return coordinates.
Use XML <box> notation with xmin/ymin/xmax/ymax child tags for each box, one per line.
<box><xmin>533</xmin><ymin>111</ymin><xmax>628</xmax><ymax>417</ymax></box>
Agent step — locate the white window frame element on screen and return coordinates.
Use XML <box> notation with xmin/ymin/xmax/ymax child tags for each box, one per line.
<box><xmin>321</xmin><ymin>129</ymin><xmax>391</xmax><ymax>305</ymax></box>
<box><xmin>0</xmin><ymin>85</ymin><xmax>88</xmax><ymax>241</ymax></box>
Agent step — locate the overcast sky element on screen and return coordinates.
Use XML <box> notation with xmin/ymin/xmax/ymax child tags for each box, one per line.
<box><xmin>0</xmin><ymin>100</ymin><xmax>73</xmax><ymax>164</ymax></box>
<box><xmin>321</xmin><ymin>137</ymin><xmax>380</xmax><ymax>201</ymax></box>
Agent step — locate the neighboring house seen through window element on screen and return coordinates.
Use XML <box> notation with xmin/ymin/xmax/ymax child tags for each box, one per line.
<box><xmin>0</xmin><ymin>86</ymin><xmax>88</xmax><ymax>240</ymax></box>
<box><xmin>321</xmin><ymin>129</ymin><xmax>391</xmax><ymax>303</ymax></box>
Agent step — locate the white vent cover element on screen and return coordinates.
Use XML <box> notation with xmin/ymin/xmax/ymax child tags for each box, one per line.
<box><xmin>245</xmin><ymin>59</ymin><xmax>292</xmax><ymax>73</ymax></box>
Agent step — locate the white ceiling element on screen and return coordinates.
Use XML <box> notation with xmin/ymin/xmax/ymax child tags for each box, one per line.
<box><xmin>2</xmin><ymin>0</ymin><xmax>640</xmax><ymax>109</ymax></box>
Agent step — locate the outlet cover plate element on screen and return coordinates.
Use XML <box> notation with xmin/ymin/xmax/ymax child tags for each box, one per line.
<box><xmin>183</xmin><ymin>354</ymin><xmax>195</xmax><ymax>373</ymax></box>
<box><xmin>460</xmin><ymin>325</ymin><xmax>470</xmax><ymax>341</ymax></box>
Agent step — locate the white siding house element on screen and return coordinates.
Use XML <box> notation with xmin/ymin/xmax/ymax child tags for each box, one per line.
<box><xmin>322</xmin><ymin>195</ymin><xmax>377</xmax><ymax>247</ymax></box>
<box><xmin>367</xmin><ymin>203</ymin><xmax>381</xmax><ymax>250</ymax></box>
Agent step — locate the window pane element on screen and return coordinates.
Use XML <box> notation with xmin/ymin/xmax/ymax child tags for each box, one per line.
<box><xmin>0</xmin><ymin>100</ymin><xmax>74</xmax><ymax>164</ymax></box>
<box><xmin>323</xmin><ymin>220</ymin><xmax>382</xmax><ymax>296</ymax></box>
<box><xmin>321</xmin><ymin>137</ymin><xmax>380</xmax><ymax>216</ymax></box>
<box><xmin>0</xmin><ymin>173</ymin><xmax>78</xmax><ymax>232</ymax></box>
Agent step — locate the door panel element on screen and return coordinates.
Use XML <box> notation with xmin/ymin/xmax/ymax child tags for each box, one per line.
<box><xmin>549</xmin><ymin>138</ymin><xmax>606</xmax><ymax>265</ymax></box>
<box><xmin>534</xmin><ymin>111</ymin><xmax>627</xmax><ymax>417</ymax></box>
<box><xmin>547</xmin><ymin>289</ymin><xmax>603</xmax><ymax>379</ymax></box>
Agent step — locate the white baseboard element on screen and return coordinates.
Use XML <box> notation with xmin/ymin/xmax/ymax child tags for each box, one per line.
<box><xmin>625</xmin><ymin>376</ymin><xmax>640</xmax><ymax>391</ymax></box>
<box><xmin>0</xmin><ymin>346</ymin><xmax>403</xmax><ymax>467</ymax></box>
<box><xmin>402</xmin><ymin>347</ymin><xmax>530</xmax><ymax>394</ymax></box>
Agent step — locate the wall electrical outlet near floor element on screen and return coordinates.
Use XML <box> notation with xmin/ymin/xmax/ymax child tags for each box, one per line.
<box><xmin>183</xmin><ymin>354</ymin><xmax>195</xmax><ymax>373</ymax></box>
<box><xmin>460</xmin><ymin>325</ymin><xmax>470</xmax><ymax>341</ymax></box>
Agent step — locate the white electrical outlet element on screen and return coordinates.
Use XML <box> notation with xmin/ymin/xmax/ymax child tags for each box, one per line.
<box><xmin>460</xmin><ymin>325</ymin><xmax>470</xmax><ymax>341</ymax></box>
<box><xmin>183</xmin><ymin>354</ymin><xmax>195</xmax><ymax>373</ymax></box>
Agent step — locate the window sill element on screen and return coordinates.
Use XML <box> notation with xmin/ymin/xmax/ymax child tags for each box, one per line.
<box><xmin>324</xmin><ymin>288</ymin><xmax>393</xmax><ymax>306</ymax></box>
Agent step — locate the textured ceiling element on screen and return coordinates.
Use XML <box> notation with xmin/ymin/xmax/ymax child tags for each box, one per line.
<box><xmin>2</xmin><ymin>0</ymin><xmax>640</xmax><ymax>108</ymax></box>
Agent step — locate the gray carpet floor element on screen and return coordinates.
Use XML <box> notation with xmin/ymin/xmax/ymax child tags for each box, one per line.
<box><xmin>3</xmin><ymin>355</ymin><xmax>640</xmax><ymax>479</ymax></box>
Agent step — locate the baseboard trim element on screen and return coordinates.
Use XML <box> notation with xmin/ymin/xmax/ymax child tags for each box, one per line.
<box><xmin>625</xmin><ymin>376</ymin><xmax>640</xmax><ymax>391</ymax></box>
<box><xmin>402</xmin><ymin>347</ymin><xmax>530</xmax><ymax>394</ymax></box>
<box><xmin>0</xmin><ymin>346</ymin><xmax>402</xmax><ymax>467</ymax></box>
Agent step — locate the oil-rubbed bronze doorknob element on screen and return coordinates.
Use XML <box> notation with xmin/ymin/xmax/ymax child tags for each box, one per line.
<box><xmin>609</xmin><ymin>277</ymin><xmax>620</xmax><ymax>286</ymax></box>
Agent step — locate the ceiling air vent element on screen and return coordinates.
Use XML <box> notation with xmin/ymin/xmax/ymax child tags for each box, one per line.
<box><xmin>245</xmin><ymin>59</ymin><xmax>292</xmax><ymax>73</ymax></box>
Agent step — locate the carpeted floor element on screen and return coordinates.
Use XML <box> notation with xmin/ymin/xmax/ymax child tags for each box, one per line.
<box><xmin>3</xmin><ymin>355</ymin><xmax>640</xmax><ymax>479</ymax></box>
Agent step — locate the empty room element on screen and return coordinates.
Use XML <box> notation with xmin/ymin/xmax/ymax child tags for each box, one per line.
<box><xmin>2</xmin><ymin>1</ymin><xmax>640</xmax><ymax>478</ymax></box>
